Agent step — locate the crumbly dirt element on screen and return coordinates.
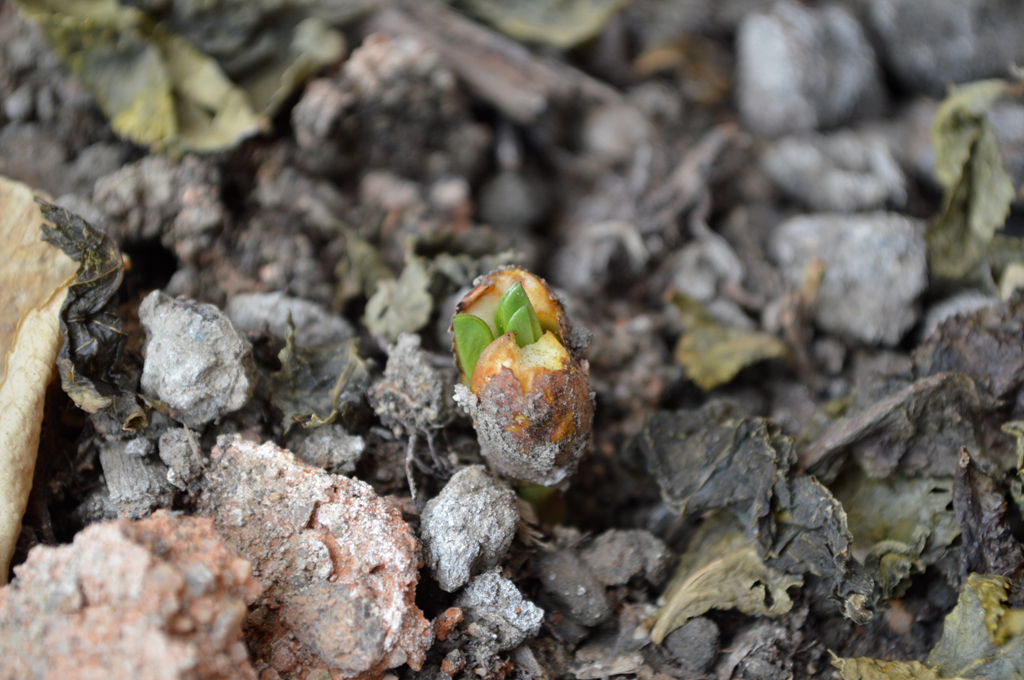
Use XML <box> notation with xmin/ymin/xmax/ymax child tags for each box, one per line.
<box><xmin>3</xmin><ymin>1</ymin><xmax>1024</xmax><ymax>679</ymax></box>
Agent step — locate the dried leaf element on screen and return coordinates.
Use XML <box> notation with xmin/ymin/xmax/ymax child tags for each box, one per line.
<box><xmin>15</xmin><ymin>0</ymin><xmax>262</xmax><ymax>152</ymax></box>
<box><xmin>833</xmin><ymin>467</ymin><xmax>960</xmax><ymax>597</ymax></box>
<box><xmin>832</xmin><ymin>655</ymin><xmax>959</xmax><ymax>680</ymax></box>
<box><xmin>456</xmin><ymin>0</ymin><xmax>626</xmax><ymax>49</ymax></box>
<box><xmin>954</xmin><ymin>448</ymin><xmax>1024</xmax><ymax>586</ymax></box>
<box><xmin>637</xmin><ymin>401</ymin><xmax>872</xmax><ymax>622</ymax></box>
<box><xmin>927</xmin><ymin>574</ymin><xmax>1024</xmax><ymax>678</ymax></box>
<box><xmin>270</xmin><ymin>324</ymin><xmax>371</xmax><ymax>431</ymax></box>
<box><xmin>650</xmin><ymin>515</ymin><xmax>802</xmax><ymax>643</ymax></box>
<box><xmin>836</xmin><ymin>574</ymin><xmax>1024</xmax><ymax>680</ymax></box>
<box><xmin>38</xmin><ymin>199</ymin><xmax>146</xmax><ymax>429</ymax></box>
<box><xmin>672</xmin><ymin>293</ymin><xmax>788</xmax><ymax>391</ymax></box>
<box><xmin>637</xmin><ymin>401</ymin><xmax>790</xmax><ymax>531</ymax></box>
<box><xmin>0</xmin><ymin>177</ymin><xmax>77</xmax><ymax>581</ymax></box>
<box><xmin>914</xmin><ymin>293</ymin><xmax>1024</xmax><ymax>401</ymax></box>
<box><xmin>927</xmin><ymin>79</ymin><xmax>1016</xmax><ymax>280</ymax></box>
<box><xmin>801</xmin><ymin>372</ymin><xmax>994</xmax><ymax>480</ymax></box>
<box><xmin>333</xmin><ymin>227</ymin><xmax>394</xmax><ymax>310</ymax></box>
<box><xmin>364</xmin><ymin>255</ymin><xmax>433</xmax><ymax>341</ymax></box>
<box><xmin>15</xmin><ymin>0</ymin><xmax>345</xmax><ymax>153</ymax></box>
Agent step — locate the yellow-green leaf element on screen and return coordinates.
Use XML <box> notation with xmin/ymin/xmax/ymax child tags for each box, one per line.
<box><xmin>457</xmin><ymin>0</ymin><xmax>626</xmax><ymax>49</ymax></box>
<box><xmin>927</xmin><ymin>79</ymin><xmax>1017</xmax><ymax>280</ymax></box>
<box><xmin>672</xmin><ymin>293</ymin><xmax>788</xmax><ymax>390</ymax></box>
<box><xmin>650</xmin><ymin>515</ymin><xmax>801</xmax><ymax>643</ymax></box>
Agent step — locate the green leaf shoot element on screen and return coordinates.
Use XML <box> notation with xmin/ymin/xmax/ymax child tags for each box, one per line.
<box><xmin>505</xmin><ymin>305</ymin><xmax>540</xmax><ymax>347</ymax></box>
<box><xmin>453</xmin><ymin>313</ymin><xmax>494</xmax><ymax>381</ymax></box>
<box><xmin>495</xmin><ymin>281</ymin><xmax>542</xmax><ymax>346</ymax></box>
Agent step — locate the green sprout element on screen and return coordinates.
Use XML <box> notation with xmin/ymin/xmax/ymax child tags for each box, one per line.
<box><xmin>454</xmin><ymin>281</ymin><xmax>542</xmax><ymax>382</ymax></box>
<box><xmin>495</xmin><ymin>282</ymin><xmax>542</xmax><ymax>347</ymax></box>
<box><xmin>453</xmin><ymin>313</ymin><xmax>494</xmax><ymax>380</ymax></box>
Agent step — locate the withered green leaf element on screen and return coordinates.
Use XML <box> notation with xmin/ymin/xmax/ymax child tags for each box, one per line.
<box><xmin>650</xmin><ymin>514</ymin><xmax>801</xmax><ymax>643</ymax></box>
<box><xmin>364</xmin><ymin>255</ymin><xmax>433</xmax><ymax>341</ymax></box>
<box><xmin>801</xmin><ymin>372</ymin><xmax>993</xmax><ymax>481</ymax></box>
<box><xmin>831</xmin><ymin>655</ymin><xmax>959</xmax><ymax>680</ymax></box>
<box><xmin>637</xmin><ymin>401</ymin><xmax>872</xmax><ymax>623</ymax></box>
<box><xmin>914</xmin><ymin>294</ymin><xmax>1024</xmax><ymax>401</ymax></box>
<box><xmin>927</xmin><ymin>79</ymin><xmax>1017</xmax><ymax>280</ymax></box>
<box><xmin>38</xmin><ymin>199</ymin><xmax>146</xmax><ymax>429</ymax></box>
<box><xmin>270</xmin><ymin>323</ymin><xmax>370</xmax><ymax>431</ymax></box>
<box><xmin>672</xmin><ymin>293</ymin><xmax>788</xmax><ymax>391</ymax></box>
<box><xmin>15</xmin><ymin>0</ymin><xmax>345</xmax><ymax>153</ymax></box>
<box><xmin>15</xmin><ymin>0</ymin><xmax>261</xmax><ymax>152</ymax></box>
<box><xmin>833</xmin><ymin>466</ymin><xmax>959</xmax><ymax>597</ymax></box>
<box><xmin>835</xmin><ymin>574</ymin><xmax>1024</xmax><ymax>680</ymax></box>
<box><xmin>455</xmin><ymin>0</ymin><xmax>626</xmax><ymax>49</ymax></box>
<box><xmin>954</xmin><ymin>448</ymin><xmax>1024</xmax><ymax>585</ymax></box>
<box><xmin>927</xmin><ymin>574</ymin><xmax>1024</xmax><ymax>676</ymax></box>
<box><xmin>333</xmin><ymin>227</ymin><xmax>395</xmax><ymax>311</ymax></box>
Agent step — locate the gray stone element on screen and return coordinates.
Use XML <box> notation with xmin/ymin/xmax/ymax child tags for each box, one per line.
<box><xmin>288</xmin><ymin>424</ymin><xmax>366</xmax><ymax>475</ymax></box>
<box><xmin>736</xmin><ymin>1</ymin><xmax>883</xmax><ymax>137</ymax></box>
<box><xmin>662</xmin><ymin>617</ymin><xmax>720</xmax><ymax>676</ymax></box>
<box><xmin>578</xmin><ymin>529</ymin><xmax>672</xmax><ymax>587</ymax></box>
<box><xmin>139</xmin><ymin>291</ymin><xmax>256</xmax><ymax>428</ymax></box>
<box><xmin>420</xmin><ymin>466</ymin><xmax>519</xmax><ymax>592</ymax></box>
<box><xmin>456</xmin><ymin>571</ymin><xmax>544</xmax><ymax>652</ymax></box>
<box><xmin>867</xmin><ymin>0</ymin><xmax>1024</xmax><ymax>96</ymax></box>
<box><xmin>770</xmin><ymin>213</ymin><xmax>927</xmax><ymax>345</ymax></box>
<box><xmin>157</xmin><ymin>428</ymin><xmax>205</xmax><ymax>490</ymax></box>
<box><xmin>225</xmin><ymin>291</ymin><xmax>355</xmax><ymax>347</ymax></box>
<box><xmin>3</xmin><ymin>83</ymin><xmax>33</xmax><ymax>121</ymax></box>
<box><xmin>537</xmin><ymin>548</ymin><xmax>611</xmax><ymax>626</ymax></box>
<box><xmin>762</xmin><ymin>130</ymin><xmax>905</xmax><ymax>211</ymax></box>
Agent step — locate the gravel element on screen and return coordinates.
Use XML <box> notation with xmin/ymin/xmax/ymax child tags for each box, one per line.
<box><xmin>770</xmin><ymin>212</ymin><xmax>927</xmax><ymax>345</ymax></box>
<box><xmin>455</xmin><ymin>570</ymin><xmax>545</xmax><ymax>652</ymax></box>
<box><xmin>139</xmin><ymin>291</ymin><xmax>256</xmax><ymax>429</ymax></box>
<box><xmin>736</xmin><ymin>0</ymin><xmax>884</xmax><ymax>137</ymax></box>
<box><xmin>420</xmin><ymin>466</ymin><xmax>519</xmax><ymax>592</ymax></box>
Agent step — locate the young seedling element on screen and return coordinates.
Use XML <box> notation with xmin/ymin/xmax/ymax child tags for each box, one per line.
<box><xmin>452</xmin><ymin>313</ymin><xmax>494</xmax><ymax>381</ymax></box>
<box><xmin>450</xmin><ymin>268</ymin><xmax>594</xmax><ymax>487</ymax></box>
<box><xmin>495</xmin><ymin>281</ymin><xmax>542</xmax><ymax>346</ymax></box>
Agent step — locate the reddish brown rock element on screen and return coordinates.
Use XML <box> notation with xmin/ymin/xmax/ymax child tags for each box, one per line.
<box><xmin>0</xmin><ymin>511</ymin><xmax>261</xmax><ymax>680</ymax></box>
<box><xmin>198</xmin><ymin>437</ymin><xmax>432</xmax><ymax>679</ymax></box>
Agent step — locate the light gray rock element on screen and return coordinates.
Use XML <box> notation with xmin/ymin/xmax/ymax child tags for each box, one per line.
<box><xmin>736</xmin><ymin>1</ymin><xmax>883</xmax><ymax>137</ymax></box>
<box><xmin>139</xmin><ymin>291</ymin><xmax>256</xmax><ymax>428</ymax></box>
<box><xmin>420</xmin><ymin>466</ymin><xmax>518</xmax><ymax>592</ymax></box>
<box><xmin>537</xmin><ymin>548</ymin><xmax>612</xmax><ymax>626</ymax></box>
<box><xmin>770</xmin><ymin>213</ymin><xmax>927</xmax><ymax>345</ymax></box>
<box><xmin>762</xmin><ymin>130</ymin><xmax>906</xmax><ymax>211</ymax></box>
<box><xmin>867</xmin><ymin>0</ymin><xmax>1024</xmax><ymax>96</ymax></box>
<box><xmin>157</xmin><ymin>428</ymin><xmax>205</xmax><ymax>490</ymax></box>
<box><xmin>288</xmin><ymin>424</ymin><xmax>366</xmax><ymax>475</ymax></box>
<box><xmin>225</xmin><ymin>291</ymin><xmax>355</xmax><ymax>347</ymax></box>
<box><xmin>456</xmin><ymin>570</ymin><xmax>544</xmax><ymax>652</ymax></box>
<box><xmin>579</xmin><ymin>529</ymin><xmax>672</xmax><ymax>587</ymax></box>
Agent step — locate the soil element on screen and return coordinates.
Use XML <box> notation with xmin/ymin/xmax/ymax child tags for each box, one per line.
<box><xmin>3</xmin><ymin>1</ymin><xmax>1024</xmax><ymax>679</ymax></box>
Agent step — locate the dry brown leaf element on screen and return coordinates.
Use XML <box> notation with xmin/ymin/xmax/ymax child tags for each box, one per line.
<box><xmin>0</xmin><ymin>176</ymin><xmax>77</xmax><ymax>581</ymax></box>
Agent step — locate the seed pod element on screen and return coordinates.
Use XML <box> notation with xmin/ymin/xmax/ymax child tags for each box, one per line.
<box><xmin>452</xmin><ymin>268</ymin><xmax>594</xmax><ymax>486</ymax></box>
